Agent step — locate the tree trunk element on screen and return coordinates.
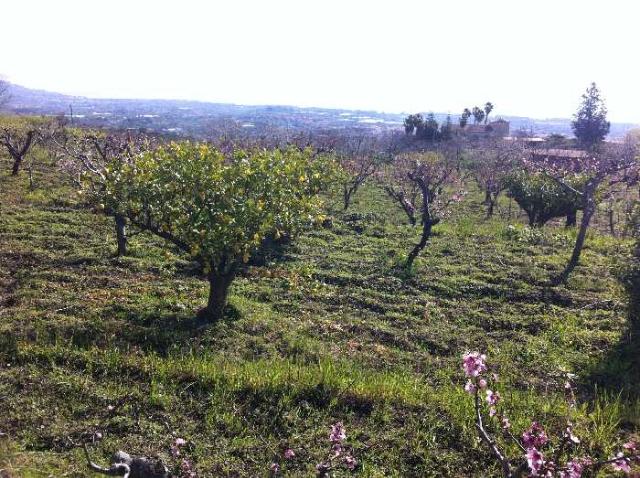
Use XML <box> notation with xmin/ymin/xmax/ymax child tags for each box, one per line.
<box><xmin>398</xmin><ymin>198</ymin><xmax>416</xmax><ymax>225</ymax></box>
<box><xmin>204</xmin><ymin>268</ymin><xmax>236</xmax><ymax>321</ymax></box>
<box><xmin>8</xmin><ymin>130</ymin><xmax>35</xmax><ymax>176</ymax></box>
<box><xmin>114</xmin><ymin>214</ymin><xmax>127</xmax><ymax>256</ymax></box>
<box><xmin>608</xmin><ymin>207</ymin><xmax>615</xmax><ymax>236</ymax></box>
<box><xmin>482</xmin><ymin>189</ymin><xmax>491</xmax><ymax>205</ymax></box>
<box><xmin>565</xmin><ymin>209</ymin><xmax>577</xmax><ymax>227</ymax></box>
<box><xmin>553</xmin><ymin>186</ymin><xmax>597</xmax><ymax>285</ymax></box>
<box><xmin>343</xmin><ymin>184</ymin><xmax>358</xmax><ymax>211</ymax></box>
<box><xmin>406</xmin><ymin>220</ymin><xmax>433</xmax><ymax>269</ymax></box>
<box><xmin>486</xmin><ymin>195</ymin><xmax>496</xmax><ymax>218</ymax></box>
<box><xmin>11</xmin><ymin>155</ymin><xmax>23</xmax><ymax>176</ymax></box>
<box><xmin>405</xmin><ymin>209</ymin><xmax>417</xmax><ymax>226</ymax></box>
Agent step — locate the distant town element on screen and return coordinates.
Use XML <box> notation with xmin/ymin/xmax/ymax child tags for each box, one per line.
<box><xmin>4</xmin><ymin>83</ymin><xmax>638</xmax><ymax>140</ymax></box>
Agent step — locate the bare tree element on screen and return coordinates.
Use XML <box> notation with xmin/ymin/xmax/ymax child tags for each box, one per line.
<box><xmin>55</xmin><ymin>128</ymin><xmax>151</xmax><ymax>256</ymax></box>
<box><xmin>383</xmin><ymin>144</ymin><xmax>463</xmax><ymax>268</ymax></box>
<box><xmin>0</xmin><ymin>117</ymin><xmax>47</xmax><ymax>175</ymax></box>
<box><xmin>532</xmin><ymin>141</ymin><xmax>638</xmax><ymax>284</ymax></box>
<box><xmin>469</xmin><ymin>139</ymin><xmax>521</xmax><ymax>218</ymax></box>
<box><xmin>382</xmin><ymin>177</ymin><xmax>420</xmax><ymax>225</ymax></box>
<box><xmin>334</xmin><ymin>135</ymin><xmax>392</xmax><ymax>210</ymax></box>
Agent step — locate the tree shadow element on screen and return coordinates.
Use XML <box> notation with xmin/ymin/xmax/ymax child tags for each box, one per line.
<box><xmin>583</xmin><ymin>327</ymin><xmax>640</xmax><ymax>400</ymax></box>
<box><xmin>71</xmin><ymin>302</ymin><xmax>244</xmax><ymax>356</ymax></box>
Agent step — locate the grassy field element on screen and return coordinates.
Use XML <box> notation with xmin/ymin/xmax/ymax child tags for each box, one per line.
<box><xmin>0</xmin><ymin>156</ymin><xmax>638</xmax><ymax>477</ymax></box>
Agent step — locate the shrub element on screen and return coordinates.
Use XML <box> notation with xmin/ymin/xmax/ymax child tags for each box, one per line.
<box><xmin>505</xmin><ymin>171</ymin><xmax>584</xmax><ymax>227</ymax></box>
<box><xmin>124</xmin><ymin>142</ymin><xmax>335</xmax><ymax>321</ymax></box>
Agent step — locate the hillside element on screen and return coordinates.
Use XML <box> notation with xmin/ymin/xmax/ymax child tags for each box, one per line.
<box><xmin>0</xmin><ymin>153</ymin><xmax>637</xmax><ymax>476</ymax></box>
<box><xmin>3</xmin><ymin>83</ymin><xmax>637</xmax><ymax>139</ymax></box>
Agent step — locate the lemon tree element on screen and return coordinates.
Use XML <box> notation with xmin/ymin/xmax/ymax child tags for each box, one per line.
<box><xmin>125</xmin><ymin>142</ymin><xmax>334</xmax><ymax>321</ymax></box>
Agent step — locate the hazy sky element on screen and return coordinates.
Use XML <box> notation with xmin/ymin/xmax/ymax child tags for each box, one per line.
<box><xmin>2</xmin><ymin>0</ymin><xmax>639</xmax><ymax>122</ymax></box>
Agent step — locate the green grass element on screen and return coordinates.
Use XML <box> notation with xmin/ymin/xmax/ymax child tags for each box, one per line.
<box><xmin>0</xmin><ymin>156</ymin><xmax>638</xmax><ymax>476</ymax></box>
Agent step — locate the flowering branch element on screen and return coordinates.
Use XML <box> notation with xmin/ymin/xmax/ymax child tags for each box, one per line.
<box><xmin>462</xmin><ymin>352</ymin><xmax>639</xmax><ymax>477</ymax></box>
<box><xmin>473</xmin><ymin>386</ymin><xmax>514</xmax><ymax>477</ymax></box>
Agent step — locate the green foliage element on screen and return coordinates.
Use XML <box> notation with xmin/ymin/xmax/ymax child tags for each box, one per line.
<box><xmin>119</xmin><ymin>142</ymin><xmax>336</xmax><ymax>319</ymax></box>
<box><xmin>572</xmin><ymin>82</ymin><xmax>610</xmax><ymax>150</ymax></box>
<box><xmin>126</xmin><ymin>142</ymin><xmax>333</xmax><ymax>269</ymax></box>
<box><xmin>471</xmin><ymin>106</ymin><xmax>485</xmax><ymax>125</ymax></box>
<box><xmin>0</xmin><ymin>115</ymin><xmax>50</xmax><ymax>131</ymax></box>
<box><xmin>403</xmin><ymin>113</ymin><xmax>441</xmax><ymax>141</ymax></box>
<box><xmin>78</xmin><ymin>135</ymin><xmax>138</xmax><ymax>217</ymax></box>
<box><xmin>440</xmin><ymin>115</ymin><xmax>453</xmax><ymax>140</ymax></box>
<box><xmin>505</xmin><ymin>171</ymin><xmax>584</xmax><ymax>227</ymax></box>
<box><xmin>483</xmin><ymin>102</ymin><xmax>494</xmax><ymax>124</ymax></box>
<box><xmin>416</xmin><ymin>113</ymin><xmax>439</xmax><ymax>141</ymax></box>
<box><xmin>403</xmin><ymin>113</ymin><xmax>423</xmax><ymax>135</ymax></box>
<box><xmin>460</xmin><ymin>108</ymin><xmax>472</xmax><ymax>128</ymax></box>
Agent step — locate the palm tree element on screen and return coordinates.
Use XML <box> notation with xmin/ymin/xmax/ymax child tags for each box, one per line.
<box><xmin>472</xmin><ymin>106</ymin><xmax>485</xmax><ymax>125</ymax></box>
<box><xmin>459</xmin><ymin>108</ymin><xmax>471</xmax><ymax>128</ymax></box>
<box><xmin>484</xmin><ymin>102</ymin><xmax>494</xmax><ymax>124</ymax></box>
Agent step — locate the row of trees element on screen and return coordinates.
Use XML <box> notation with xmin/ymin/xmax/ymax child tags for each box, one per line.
<box><xmin>337</xmin><ymin>84</ymin><xmax>638</xmax><ymax>285</ymax></box>
<box><xmin>459</xmin><ymin>102</ymin><xmax>494</xmax><ymax>127</ymax></box>
<box><xmin>1</xmin><ymin>121</ymin><xmax>335</xmax><ymax>321</ymax></box>
<box><xmin>403</xmin><ymin>113</ymin><xmax>454</xmax><ymax>141</ymax></box>
<box><xmin>402</xmin><ymin>101</ymin><xmax>496</xmax><ymax>142</ymax></box>
<box><xmin>2</xmin><ymin>83</ymin><xmax>637</xmax><ymax>318</ymax></box>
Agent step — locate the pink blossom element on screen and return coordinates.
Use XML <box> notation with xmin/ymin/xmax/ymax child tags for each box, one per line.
<box><xmin>283</xmin><ymin>448</ymin><xmax>295</xmax><ymax>460</ymax></box>
<box><xmin>522</xmin><ymin>422</ymin><xmax>549</xmax><ymax>449</ymax></box>
<box><xmin>462</xmin><ymin>352</ymin><xmax>487</xmax><ymax>377</ymax></box>
<box><xmin>526</xmin><ymin>448</ymin><xmax>545</xmax><ymax>476</ymax></box>
<box><xmin>106</xmin><ymin>405</ymin><xmax>115</xmax><ymax>411</ymax></box>
<box><xmin>344</xmin><ymin>454</ymin><xmax>357</xmax><ymax>470</ymax></box>
<box><xmin>270</xmin><ymin>462</ymin><xmax>280</xmax><ymax>474</ymax></box>
<box><xmin>94</xmin><ymin>432</ymin><xmax>103</xmax><ymax>440</ymax></box>
<box><xmin>559</xmin><ymin>459</ymin><xmax>584</xmax><ymax>478</ymax></box>
<box><xmin>170</xmin><ymin>446</ymin><xmax>180</xmax><ymax>458</ymax></box>
<box><xmin>501</xmin><ymin>417</ymin><xmax>511</xmax><ymax>429</ymax></box>
<box><xmin>623</xmin><ymin>441</ymin><xmax>637</xmax><ymax>452</ymax></box>
<box><xmin>486</xmin><ymin>390</ymin><xmax>500</xmax><ymax>406</ymax></box>
<box><xmin>478</xmin><ymin>379</ymin><xmax>488</xmax><ymax>389</ymax></box>
<box><xmin>180</xmin><ymin>458</ymin><xmax>197</xmax><ymax>478</ymax></box>
<box><xmin>329</xmin><ymin>422</ymin><xmax>346</xmax><ymax>443</ymax></box>
<box><xmin>464</xmin><ymin>380</ymin><xmax>477</xmax><ymax>394</ymax></box>
<box><xmin>611</xmin><ymin>453</ymin><xmax>631</xmax><ymax>473</ymax></box>
<box><xmin>545</xmin><ymin>460</ymin><xmax>557</xmax><ymax>475</ymax></box>
<box><xmin>331</xmin><ymin>443</ymin><xmax>343</xmax><ymax>458</ymax></box>
<box><xmin>175</xmin><ymin>438</ymin><xmax>187</xmax><ymax>447</ymax></box>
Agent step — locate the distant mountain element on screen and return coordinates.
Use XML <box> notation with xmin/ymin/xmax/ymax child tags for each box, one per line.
<box><xmin>2</xmin><ymin>83</ymin><xmax>637</xmax><ymax>139</ymax></box>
